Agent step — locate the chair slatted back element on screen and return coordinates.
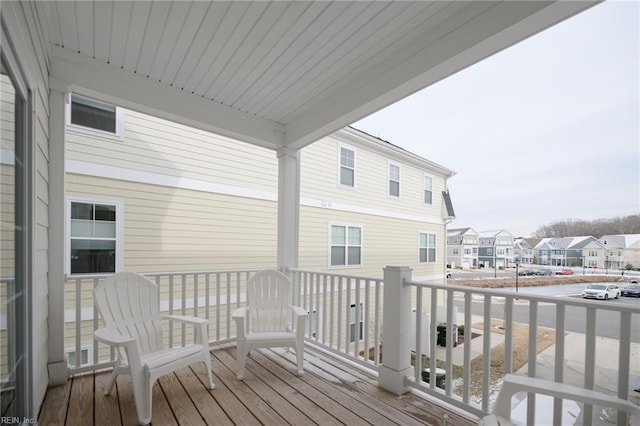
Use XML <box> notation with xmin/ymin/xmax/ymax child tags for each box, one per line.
<box><xmin>94</xmin><ymin>272</ymin><xmax>164</xmax><ymax>354</ymax></box>
<box><xmin>247</xmin><ymin>270</ymin><xmax>292</xmax><ymax>333</ymax></box>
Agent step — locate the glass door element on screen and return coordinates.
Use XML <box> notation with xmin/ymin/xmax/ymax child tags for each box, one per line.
<box><xmin>0</xmin><ymin>55</ymin><xmax>28</xmax><ymax>418</ymax></box>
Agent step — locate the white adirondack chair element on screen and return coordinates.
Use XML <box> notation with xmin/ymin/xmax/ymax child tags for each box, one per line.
<box><xmin>93</xmin><ymin>272</ymin><xmax>215</xmax><ymax>425</ymax></box>
<box><xmin>480</xmin><ymin>374</ymin><xmax>640</xmax><ymax>426</ymax></box>
<box><xmin>232</xmin><ymin>270</ymin><xmax>307</xmax><ymax>380</ymax></box>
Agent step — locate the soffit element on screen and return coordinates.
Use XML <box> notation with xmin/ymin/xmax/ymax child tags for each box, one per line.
<box><xmin>41</xmin><ymin>1</ymin><xmax>598</xmax><ymax>150</ymax></box>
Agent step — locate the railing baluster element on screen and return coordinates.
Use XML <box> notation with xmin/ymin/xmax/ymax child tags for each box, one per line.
<box><xmin>554</xmin><ymin>304</ymin><xmax>566</xmax><ymax>425</ymax></box>
<box><xmin>364</xmin><ymin>278</ymin><xmax>370</xmax><ymax>363</ymax></box>
<box><xmin>415</xmin><ymin>286</ymin><xmax>423</xmax><ymax>381</ymax></box>
<box><xmin>463</xmin><ymin>292</ymin><xmax>472</xmax><ymax>404</ymax></box>
<box><xmin>482</xmin><ymin>295</ymin><xmax>492</xmax><ymax>413</ymax></box>
<box><xmin>354</xmin><ymin>278</ymin><xmax>361</xmax><ymax>358</ymax></box>
<box><xmin>169</xmin><ymin>274</ymin><xmax>174</xmax><ymax>347</ymax></box>
<box><xmin>374</xmin><ymin>279</ymin><xmax>381</xmax><ymax>367</ymax></box>
<box><xmin>429</xmin><ymin>288</ymin><xmax>437</xmax><ymax>391</ymax></box>
<box><xmin>445</xmin><ymin>288</ymin><xmax>454</xmax><ymax>397</ymax></box>
<box><xmin>617</xmin><ymin>311</ymin><xmax>632</xmax><ymax>426</ymax></box>
<box><xmin>504</xmin><ymin>297</ymin><xmax>514</xmax><ymax>374</ymax></box>
<box><xmin>584</xmin><ymin>307</ymin><xmax>597</xmax><ymax>426</ymax></box>
<box><xmin>527</xmin><ymin>300</ymin><xmax>539</xmax><ymax>426</ymax></box>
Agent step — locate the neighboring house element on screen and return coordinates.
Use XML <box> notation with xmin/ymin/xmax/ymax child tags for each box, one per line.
<box><xmin>446</xmin><ymin>227</ymin><xmax>478</xmax><ymax>269</ymax></box>
<box><xmin>477</xmin><ymin>230</ymin><xmax>514</xmax><ymax>268</ymax></box>
<box><xmin>64</xmin><ymin>98</ymin><xmax>456</xmax><ymax>281</ymax></box>
<box><xmin>599</xmin><ymin>234</ymin><xmax>640</xmax><ymax>270</ymax></box>
<box><xmin>514</xmin><ymin>238</ymin><xmax>538</xmax><ymax>265</ymax></box>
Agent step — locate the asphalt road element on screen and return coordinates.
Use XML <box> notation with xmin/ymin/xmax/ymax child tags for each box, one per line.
<box><xmin>454</xmin><ymin>289</ymin><xmax>640</xmax><ymax>343</ymax></box>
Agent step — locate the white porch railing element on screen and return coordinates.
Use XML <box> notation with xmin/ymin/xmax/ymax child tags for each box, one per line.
<box><xmin>63</xmin><ymin>267</ymin><xmax>638</xmax><ymax>425</ymax></box>
<box><xmin>64</xmin><ymin>269</ymin><xmax>263</xmax><ymax>374</ymax></box>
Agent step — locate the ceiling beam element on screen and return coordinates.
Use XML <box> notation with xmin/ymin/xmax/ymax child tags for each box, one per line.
<box><xmin>50</xmin><ymin>46</ymin><xmax>286</xmax><ymax>150</ymax></box>
<box><xmin>284</xmin><ymin>1</ymin><xmax>600</xmax><ymax>150</ymax></box>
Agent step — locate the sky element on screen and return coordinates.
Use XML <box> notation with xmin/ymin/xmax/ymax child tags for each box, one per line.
<box><xmin>353</xmin><ymin>0</ymin><xmax>639</xmax><ymax>238</ymax></box>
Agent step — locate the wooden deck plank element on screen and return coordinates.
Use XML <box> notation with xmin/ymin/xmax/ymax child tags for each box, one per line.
<box><xmin>190</xmin><ymin>355</ymin><xmax>262</xmax><ymax>425</ymax></box>
<box><xmin>247</xmin><ymin>349</ymin><xmax>378</xmax><ymax>426</ymax></box>
<box><xmin>37</xmin><ymin>381</ymin><xmax>71</xmax><ymax>426</ymax></box>
<box><xmin>38</xmin><ymin>346</ymin><xmax>479</xmax><ymax>426</ymax></box>
<box><xmin>209</xmin><ymin>349</ymin><xmax>288</xmax><ymax>425</ymax></box>
<box><xmin>65</xmin><ymin>374</ymin><xmax>93</xmax><ymax>426</ymax></box>
<box><xmin>175</xmin><ymin>364</ymin><xmax>234</xmax><ymax>426</ymax></box>
<box><xmin>94</xmin><ymin>372</ymin><xmax>122</xmax><ymax>426</ymax></box>
<box><xmin>219</xmin><ymin>347</ymin><xmax>343</xmax><ymax>425</ymax></box>
<box><xmin>158</xmin><ymin>371</ymin><xmax>207</xmax><ymax>426</ymax></box>
<box><xmin>214</xmin><ymin>347</ymin><xmax>319</xmax><ymax>425</ymax></box>
<box><xmin>272</xmin><ymin>346</ymin><xmax>430</xmax><ymax>426</ymax></box>
<box><xmin>286</xmin><ymin>346</ymin><xmax>476</xmax><ymax>426</ymax></box>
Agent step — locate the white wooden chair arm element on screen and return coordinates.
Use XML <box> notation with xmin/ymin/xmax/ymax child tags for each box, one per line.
<box><xmin>232</xmin><ymin>307</ymin><xmax>248</xmax><ymax>319</ymax></box>
<box><xmin>162</xmin><ymin>315</ymin><xmax>207</xmax><ymax>326</ymax></box>
<box><xmin>94</xmin><ymin>327</ymin><xmax>136</xmax><ymax>346</ymax></box>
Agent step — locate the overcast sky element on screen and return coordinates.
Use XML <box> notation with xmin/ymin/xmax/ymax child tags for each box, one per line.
<box><xmin>353</xmin><ymin>0</ymin><xmax>639</xmax><ymax>238</ymax></box>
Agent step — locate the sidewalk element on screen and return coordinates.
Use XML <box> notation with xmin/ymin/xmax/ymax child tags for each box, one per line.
<box><xmin>512</xmin><ymin>333</ymin><xmax>640</xmax><ymax>425</ymax></box>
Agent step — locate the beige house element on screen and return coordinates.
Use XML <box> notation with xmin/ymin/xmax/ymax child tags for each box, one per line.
<box><xmin>65</xmin><ymin>100</ymin><xmax>456</xmax><ymax>280</ymax></box>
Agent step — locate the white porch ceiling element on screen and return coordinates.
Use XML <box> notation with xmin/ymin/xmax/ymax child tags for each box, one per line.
<box><xmin>40</xmin><ymin>1</ymin><xmax>597</xmax><ymax>150</ymax></box>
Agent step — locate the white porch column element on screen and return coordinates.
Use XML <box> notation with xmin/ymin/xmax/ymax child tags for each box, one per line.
<box><xmin>276</xmin><ymin>147</ymin><xmax>300</xmax><ymax>271</ymax></box>
<box><xmin>379</xmin><ymin>266</ymin><xmax>413</xmax><ymax>394</ymax></box>
<box><xmin>47</xmin><ymin>80</ymin><xmax>68</xmax><ymax>384</ymax></box>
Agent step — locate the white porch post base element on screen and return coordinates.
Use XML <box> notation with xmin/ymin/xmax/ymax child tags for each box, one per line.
<box><xmin>47</xmin><ymin>360</ymin><xmax>68</xmax><ymax>385</ymax></box>
<box><xmin>378</xmin><ymin>266</ymin><xmax>413</xmax><ymax>395</ymax></box>
<box><xmin>378</xmin><ymin>365</ymin><xmax>412</xmax><ymax>395</ymax></box>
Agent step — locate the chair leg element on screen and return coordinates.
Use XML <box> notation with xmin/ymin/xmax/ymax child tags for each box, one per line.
<box><xmin>105</xmin><ymin>368</ymin><xmax>119</xmax><ymax>396</ymax></box>
<box><xmin>237</xmin><ymin>342</ymin><xmax>247</xmax><ymax>380</ymax></box>
<box><xmin>296</xmin><ymin>345</ymin><xmax>304</xmax><ymax>376</ymax></box>
<box><xmin>203</xmin><ymin>351</ymin><xmax>215</xmax><ymax>390</ymax></box>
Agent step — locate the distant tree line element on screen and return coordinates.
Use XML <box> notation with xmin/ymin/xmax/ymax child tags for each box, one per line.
<box><xmin>532</xmin><ymin>214</ymin><xmax>640</xmax><ymax>238</ymax></box>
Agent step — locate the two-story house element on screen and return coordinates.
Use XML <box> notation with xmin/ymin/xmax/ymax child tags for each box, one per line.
<box><xmin>599</xmin><ymin>234</ymin><xmax>640</xmax><ymax>270</ymax></box>
<box><xmin>477</xmin><ymin>230</ymin><xmax>514</xmax><ymax>269</ymax></box>
<box><xmin>514</xmin><ymin>238</ymin><xmax>539</xmax><ymax>265</ymax></box>
<box><xmin>446</xmin><ymin>227</ymin><xmax>478</xmax><ymax>269</ymax></box>
<box><xmin>64</xmin><ymin>97</ymin><xmax>456</xmax><ymax>281</ymax></box>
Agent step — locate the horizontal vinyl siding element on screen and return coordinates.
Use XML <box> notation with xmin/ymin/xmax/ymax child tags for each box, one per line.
<box><xmin>300</xmin><ymin>133</ymin><xmax>448</xmax><ymax>220</ymax></box>
<box><xmin>299</xmin><ymin>205</ymin><xmax>445</xmax><ymax>279</ymax></box>
<box><xmin>66</xmin><ymin>174</ymin><xmax>277</xmax><ymax>272</ymax></box>
<box><xmin>66</xmin><ymin>109</ymin><xmax>278</xmax><ymax>193</ymax></box>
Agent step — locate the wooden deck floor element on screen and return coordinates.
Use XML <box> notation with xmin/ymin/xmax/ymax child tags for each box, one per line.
<box><xmin>38</xmin><ymin>345</ymin><xmax>477</xmax><ymax>425</ymax></box>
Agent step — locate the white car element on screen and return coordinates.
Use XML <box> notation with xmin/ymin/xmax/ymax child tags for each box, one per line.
<box><xmin>582</xmin><ymin>284</ymin><xmax>620</xmax><ymax>300</ymax></box>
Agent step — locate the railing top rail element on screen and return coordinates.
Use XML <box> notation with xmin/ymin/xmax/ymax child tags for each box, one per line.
<box><xmin>287</xmin><ymin>268</ymin><xmax>383</xmax><ymax>281</ymax></box>
<box><xmin>65</xmin><ymin>268</ymin><xmax>268</xmax><ymax>281</ymax></box>
<box><xmin>406</xmin><ymin>279</ymin><xmax>640</xmax><ymax>314</ymax></box>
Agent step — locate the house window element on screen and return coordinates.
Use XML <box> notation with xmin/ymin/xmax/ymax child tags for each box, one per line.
<box><xmin>68</xmin><ymin>94</ymin><xmax>123</xmax><ymax>137</ymax></box>
<box><xmin>453</xmin><ymin>248</ymin><xmax>459</xmax><ymax>255</ymax></box>
<box><xmin>419</xmin><ymin>232</ymin><xmax>436</xmax><ymax>263</ymax></box>
<box><xmin>487</xmin><ymin>248</ymin><xmax>493</xmax><ymax>256</ymax></box>
<box><xmin>349</xmin><ymin>303</ymin><xmax>364</xmax><ymax>343</ymax></box>
<box><xmin>339</xmin><ymin>147</ymin><xmax>355</xmax><ymax>187</ymax></box>
<box><xmin>389</xmin><ymin>163</ymin><xmax>400</xmax><ymax>197</ymax></box>
<box><xmin>68</xmin><ymin>199</ymin><xmax>122</xmax><ymax>274</ymax></box>
<box><xmin>66</xmin><ymin>347</ymin><xmax>91</xmax><ymax>367</ymax></box>
<box><xmin>330</xmin><ymin>225</ymin><xmax>362</xmax><ymax>266</ymax></box>
<box><xmin>424</xmin><ymin>175</ymin><xmax>433</xmax><ymax>204</ymax></box>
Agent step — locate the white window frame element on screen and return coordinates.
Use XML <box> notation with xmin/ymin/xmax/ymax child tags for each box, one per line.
<box><xmin>338</xmin><ymin>145</ymin><xmax>356</xmax><ymax>188</ymax></box>
<box><xmin>349</xmin><ymin>302</ymin><xmax>364</xmax><ymax>343</ymax></box>
<box><xmin>65</xmin><ymin>345</ymin><xmax>93</xmax><ymax>368</ymax></box>
<box><xmin>424</xmin><ymin>174</ymin><xmax>433</xmax><ymax>205</ymax></box>
<box><xmin>418</xmin><ymin>232</ymin><xmax>437</xmax><ymax>264</ymax></box>
<box><xmin>329</xmin><ymin>223</ymin><xmax>363</xmax><ymax>268</ymax></box>
<box><xmin>65</xmin><ymin>195</ymin><xmax>124</xmax><ymax>275</ymax></box>
<box><xmin>388</xmin><ymin>162</ymin><xmax>400</xmax><ymax>197</ymax></box>
<box><xmin>66</xmin><ymin>93</ymin><xmax>124</xmax><ymax>140</ymax></box>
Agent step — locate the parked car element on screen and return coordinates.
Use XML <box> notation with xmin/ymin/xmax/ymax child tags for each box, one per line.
<box><xmin>446</xmin><ymin>270</ymin><xmax>452</xmax><ymax>279</ymax></box>
<box><xmin>534</xmin><ymin>269</ymin><xmax>552</xmax><ymax>276</ymax></box>
<box><xmin>555</xmin><ymin>268</ymin><xmax>574</xmax><ymax>275</ymax></box>
<box><xmin>518</xmin><ymin>269</ymin><xmax>534</xmax><ymax>276</ymax></box>
<box><xmin>582</xmin><ymin>284</ymin><xmax>620</xmax><ymax>300</ymax></box>
<box><xmin>621</xmin><ymin>284</ymin><xmax>640</xmax><ymax>297</ymax></box>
